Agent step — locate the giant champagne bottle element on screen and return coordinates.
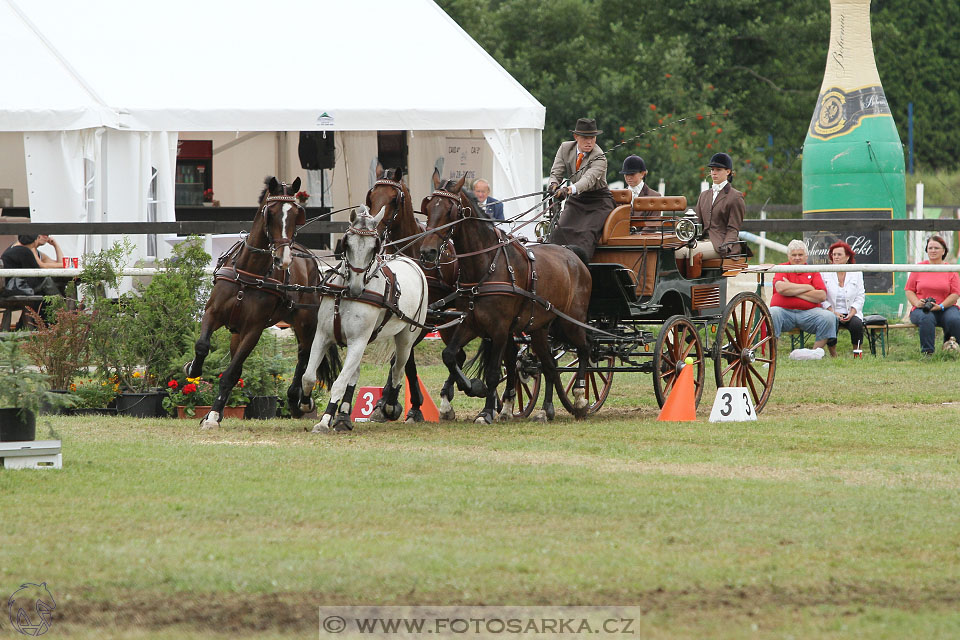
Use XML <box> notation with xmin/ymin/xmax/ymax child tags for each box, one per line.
<box><xmin>802</xmin><ymin>0</ymin><xmax>906</xmax><ymax>314</ymax></box>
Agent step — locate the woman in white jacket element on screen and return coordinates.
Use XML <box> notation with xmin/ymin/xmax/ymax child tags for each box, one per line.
<box><xmin>821</xmin><ymin>241</ymin><xmax>865</xmax><ymax>357</ymax></box>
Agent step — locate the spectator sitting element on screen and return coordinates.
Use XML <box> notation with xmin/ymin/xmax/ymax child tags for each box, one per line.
<box><xmin>904</xmin><ymin>235</ymin><xmax>960</xmax><ymax>356</ymax></box>
<box><xmin>821</xmin><ymin>241</ymin><xmax>865</xmax><ymax>357</ymax></box>
<box><xmin>1</xmin><ymin>234</ymin><xmax>63</xmax><ymax>328</ymax></box>
<box><xmin>32</xmin><ymin>234</ymin><xmax>65</xmax><ymax>269</ymax></box>
<box><xmin>472</xmin><ymin>179</ymin><xmax>504</xmax><ymax>221</ymax></box>
<box><xmin>769</xmin><ymin>240</ymin><xmax>837</xmax><ymax>353</ymax></box>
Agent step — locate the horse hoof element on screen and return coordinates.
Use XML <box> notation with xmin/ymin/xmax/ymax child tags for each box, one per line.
<box><xmin>438</xmin><ymin>407</ymin><xmax>456</xmax><ymax>421</ymax></box>
<box><xmin>474</xmin><ymin>412</ymin><xmax>493</xmax><ymax>425</ymax></box>
<box><xmin>369</xmin><ymin>407</ymin><xmax>388</xmax><ymax>423</ymax></box>
<box><xmin>198</xmin><ymin>411</ymin><xmax>221</xmax><ymax>430</ymax></box>
<box><xmin>405</xmin><ymin>408</ymin><xmax>425</xmax><ymax>424</ymax></box>
<box><xmin>573</xmin><ymin>387</ymin><xmax>587</xmax><ymax>406</ymax></box>
<box><xmin>469</xmin><ymin>379</ymin><xmax>487</xmax><ymax>397</ymax></box>
<box><xmin>497</xmin><ymin>409</ymin><xmax>513</xmax><ymax>423</ymax></box>
<box><xmin>544</xmin><ymin>404</ymin><xmax>555</xmax><ymax>421</ymax></box>
<box><xmin>332</xmin><ymin>413</ymin><xmax>353</xmax><ymax>432</ymax></box>
<box><xmin>531</xmin><ymin>410</ymin><xmax>548</xmax><ymax>423</ymax></box>
<box><xmin>311</xmin><ymin>423</ymin><xmax>333</xmax><ymax>434</ymax></box>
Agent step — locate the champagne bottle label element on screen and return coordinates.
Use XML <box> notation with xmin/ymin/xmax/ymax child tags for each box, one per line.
<box><xmin>809</xmin><ymin>85</ymin><xmax>891</xmax><ymax>139</ymax></box>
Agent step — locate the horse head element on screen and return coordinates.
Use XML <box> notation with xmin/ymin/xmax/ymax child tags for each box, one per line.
<box><xmin>257</xmin><ymin>176</ymin><xmax>305</xmax><ymax>270</ymax></box>
<box><xmin>366</xmin><ymin>167</ymin><xmax>409</xmax><ymax>241</ymax></box>
<box><xmin>343</xmin><ymin>205</ymin><xmax>386</xmax><ymax>297</ymax></box>
<box><xmin>419</xmin><ymin>176</ymin><xmax>477</xmax><ymax>265</ymax></box>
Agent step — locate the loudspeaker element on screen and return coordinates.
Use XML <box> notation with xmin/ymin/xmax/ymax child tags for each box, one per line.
<box><xmin>298</xmin><ymin>132</ymin><xmax>336</xmax><ymax>170</ymax></box>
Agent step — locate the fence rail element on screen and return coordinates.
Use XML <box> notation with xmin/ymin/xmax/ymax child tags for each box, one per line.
<box><xmin>0</xmin><ymin>221</ymin><xmax>348</xmax><ymax>234</ymax></box>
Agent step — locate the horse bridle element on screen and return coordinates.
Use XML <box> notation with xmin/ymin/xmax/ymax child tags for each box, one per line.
<box><xmin>421</xmin><ymin>188</ymin><xmax>481</xmax><ymax>269</ymax></box>
<box><xmin>367</xmin><ymin>179</ymin><xmax>407</xmax><ymax>239</ymax></box>
<box><xmin>341</xmin><ymin>222</ymin><xmax>383</xmax><ymax>286</ymax></box>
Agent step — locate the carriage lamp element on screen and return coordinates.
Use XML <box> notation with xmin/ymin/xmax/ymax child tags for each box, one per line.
<box><xmin>674</xmin><ymin>217</ymin><xmax>699</xmax><ymax>243</ymax></box>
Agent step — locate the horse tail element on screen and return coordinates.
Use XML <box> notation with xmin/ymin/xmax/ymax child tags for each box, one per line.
<box><xmin>315</xmin><ymin>345</ymin><xmax>343</xmax><ymax>390</ymax></box>
<box><xmin>464</xmin><ymin>338</ymin><xmax>493</xmax><ymax>380</ymax></box>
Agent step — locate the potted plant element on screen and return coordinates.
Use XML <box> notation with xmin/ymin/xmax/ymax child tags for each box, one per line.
<box><xmin>68</xmin><ymin>376</ymin><xmax>119</xmax><ymax>415</ymax></box>
<box><xmin>83</xmin><ymin>238</ymin><xmax>211</xmax><ymax>417</ymax></box>
<box><xmin>202</xmin><ymin>188</ymin><xmax>214</xmax><ymax>207</ymax></box>
<box><xmin>21</xmin><ymin>301</ymin><xmax>94</xmax><ymax>414</ymax></box>
<box><xmin>0</xmin><ymin>340</ymin><xmax>67</xmax><ymax>441</ymax></box>
<box><xmin>162</xmin><ymin>376</ymin><xmax>246</xmax><ymax>419</ymax></box>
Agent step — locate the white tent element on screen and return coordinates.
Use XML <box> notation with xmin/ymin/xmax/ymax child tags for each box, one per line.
<box><xmin>0</xmin><ymin>0</ymin><xmax>545</xmax><ymax>260</ymax></box>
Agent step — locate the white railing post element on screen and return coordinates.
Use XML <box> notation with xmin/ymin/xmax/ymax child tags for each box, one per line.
<box><xmin>759</xmin><ymin>208</ymin><xmax>767</xmax><ymax>264</ymax></box>
<box><xmin>658</xmin><ymin>179</ymin><xmax>666</xmax><ymax>195</ymax></box>
<box><xmin>914</xmin><ymin>182</ymin><xmax>924</xmax><ymax>262</ymax></box>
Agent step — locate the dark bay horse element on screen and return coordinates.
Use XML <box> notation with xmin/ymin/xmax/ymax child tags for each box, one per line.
<box><xmin>368</xmin><ymin>169</ymin><xmax>516</xmax><ymax>421</ymax></box>
<box><xmin>186</xmin><ymin>176</ymin><xmax>339</xmax><ymax>428</ymax></box>
<box><xmin>419</xmin><ymin>177</ymin><xmax>594</xmax><ymax>423</ymax></box>
<box><xmin>365</xmin><ymin>168</ymin><xmax>460</xmax><ymax>421</ymax></box>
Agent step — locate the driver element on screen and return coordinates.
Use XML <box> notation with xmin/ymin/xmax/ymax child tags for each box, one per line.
<box><xmin>548</xmin><ymin>117</ymin><xmax>615</xmax><ymax>262</ymax></box>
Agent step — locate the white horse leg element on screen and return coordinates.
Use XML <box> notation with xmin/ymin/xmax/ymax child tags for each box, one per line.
<box><xmin>312</xmin><ymin>337</ymin><xmax>366</xmax><ymax>434</ymax></box>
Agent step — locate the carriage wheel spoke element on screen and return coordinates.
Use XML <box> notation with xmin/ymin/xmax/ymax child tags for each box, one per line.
<box><xmin>745</xmin><ymin>369</ymin><xmax>761</xmax><ymax>403</ymax></box>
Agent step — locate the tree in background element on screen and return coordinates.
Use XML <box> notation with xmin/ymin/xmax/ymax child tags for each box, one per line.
<box><xmin>439</xmin><ymin>0</ymin><xmax>957</xmax><ymax>204</ymax></box>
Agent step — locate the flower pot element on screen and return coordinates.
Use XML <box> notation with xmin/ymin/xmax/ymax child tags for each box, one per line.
<box><xmin>116</xmin><ymin>391</ymin><xmax>168</xmax><ymax>418</ymax></box>
<box><xmin>0</xmin><ymin>408</ymin><xmax>36</xmax><ymax>442</ymax></box>
<box><xmin>244</xmin><ymin>396</ymin><xmax>278</xmax><ymax>420</ymax></box>
<box><xmin>176</xmin><ymin>405</ymin><xmax>245</xmax><ymax>419</ymax></box>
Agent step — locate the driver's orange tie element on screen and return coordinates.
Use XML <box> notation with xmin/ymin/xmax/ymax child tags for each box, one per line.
<box><xmin>575</xmin><ymin>152</ymin><xmax>583</xmax><ymax>171</ymax></box>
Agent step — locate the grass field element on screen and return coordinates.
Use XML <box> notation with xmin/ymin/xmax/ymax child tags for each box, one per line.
<box><xmin>1</xmin><ymin>336</ymin><xmax>959</xmax><ymax>639</ymax></box>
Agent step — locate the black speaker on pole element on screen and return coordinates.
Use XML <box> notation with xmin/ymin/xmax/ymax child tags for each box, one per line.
<box><xmin>298</xmin><ymin>131</ymin><xmax>336</xmax><ymax>170</ymax></box>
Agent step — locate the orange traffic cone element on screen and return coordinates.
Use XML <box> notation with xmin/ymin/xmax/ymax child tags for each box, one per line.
<box><xmin>657</xmin><ymin>360</ymin><xmax>697</xmax><ymax>421</ymax></box>
<box><xmin>404</xmin><ymin>374</ymin><xmax>440</xmax><ymax>422</ymax></box>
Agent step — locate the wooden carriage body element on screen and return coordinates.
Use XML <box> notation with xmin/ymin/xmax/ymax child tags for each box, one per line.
<box><xmin>587</xmin><ymin>190</ymin><xmax>748</xmax><ymax>323</ymax></box>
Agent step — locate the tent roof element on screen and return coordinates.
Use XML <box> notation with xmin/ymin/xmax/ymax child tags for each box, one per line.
<box><xmin>0</xmin><ymin>0</ymin><xmax>544</xmax><ymax>132</ymax></box>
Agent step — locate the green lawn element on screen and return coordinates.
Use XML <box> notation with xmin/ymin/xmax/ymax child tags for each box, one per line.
<box><xmin>1</xmin><ymin>338</ymin><xmax>959</xmax><ymax>638</ymax></box>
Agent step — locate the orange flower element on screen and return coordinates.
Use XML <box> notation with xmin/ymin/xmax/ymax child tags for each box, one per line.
<box><xmin>757</xmin><ymin>175</ymin><xmax>763</xmax><ymax>180</ymax></box>
<box><xmin>716</xmin><ymin>127</ymin><xmax>722</xmax><ymax>134</ymax></box>
<box><xmin>657</xmin><ymin>118</ymin><xmax>663</xmax><ymax>124</ymax></box>
<box><xmin>673</xmin><ymin>143</ymin><xmax>678</xmax><ymax>148</ymax></box>
<box><xmin>649</xmin><ymin>104</ymin><xmax>657</xmax><ymax>110</ymax></box>
<box><xmin>664</xmin><ymin>73</ymin><xmax>672</xmax><ymax>78</ymax></box>
<box><xmin>706</xmin><ymin>143</ymin><xmax>712</xmax><ymax>148</ymax></box>
<box><xmin>696</xmin><ymin>114</ymin><xmax>703</xmax><ymax>120</ymax></box>
<box><xmin>671</xmin><ymin>135</ymin><xmax>677</xmax><ymax>141</ymax></box>
<box><xmin>619</xmin><ymin>126</ymin><xmax>626</xmax><ymax>133</ymax></box>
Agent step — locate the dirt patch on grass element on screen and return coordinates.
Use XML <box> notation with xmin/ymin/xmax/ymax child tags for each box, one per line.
<box><xmin>56</xmin><ymin>582</ymin><xmax>960</xmax><ymax>633</ymax></box>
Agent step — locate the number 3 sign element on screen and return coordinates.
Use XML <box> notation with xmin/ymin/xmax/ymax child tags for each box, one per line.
<box><xmin>350</xmin><ymin>387</ymin><xmax>383</xmax><ymax>422</ymax></box>
<box><xmin>708</xmin><ymin>387</ymin><xmax>757</xmax><ymax>422</ymax></box>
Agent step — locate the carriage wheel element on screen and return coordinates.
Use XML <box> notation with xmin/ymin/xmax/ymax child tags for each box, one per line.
<box><xmin>652</xmin><ymin>315</ymin><xmax>706</xmax><ymax>409</ymax></box>
<box><xmin>552</xmin><ymin>349</ymin><xmax>614</xmax><ymax>415</ymax></box>
<box><xmin>713</xmin><ymin>292</ymin><xmax>777</xmax><ymax>413</ymax></box>
<box><xmin>500</xmin><ymin>343</ymin><xmax>541</xmax><ymax>418</ymax></box>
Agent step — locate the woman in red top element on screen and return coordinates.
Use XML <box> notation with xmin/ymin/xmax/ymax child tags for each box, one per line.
<box><xmin>905</xmin><ymin>235</ymin><xmax>960</xmax><ymax>355</ymax></box>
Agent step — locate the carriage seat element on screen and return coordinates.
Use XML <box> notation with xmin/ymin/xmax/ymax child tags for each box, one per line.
<box><xmin>599</xmin><ymin>196</ymin><xmax>688</xmax><ymax>247</ymax></box>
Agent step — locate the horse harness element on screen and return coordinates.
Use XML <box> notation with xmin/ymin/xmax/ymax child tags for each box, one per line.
<box><xmin>425</xmin><ymin>188</ymin><xmax>618</xmax><ymax>339</ymax></box>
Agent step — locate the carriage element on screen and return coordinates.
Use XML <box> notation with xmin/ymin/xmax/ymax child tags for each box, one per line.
<box><xmin>489</xmin><ymin>189</ymin><xmax>778</xmax><ymax>418</ymax></box>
